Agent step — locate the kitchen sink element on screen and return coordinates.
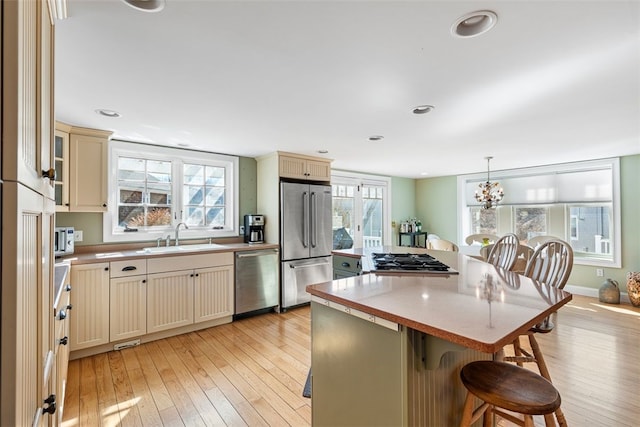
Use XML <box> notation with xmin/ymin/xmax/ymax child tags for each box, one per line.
<box><xmin>139</xmin><ymin>243</ymin><xmax>228</xmax><ymax>254</ymax></box>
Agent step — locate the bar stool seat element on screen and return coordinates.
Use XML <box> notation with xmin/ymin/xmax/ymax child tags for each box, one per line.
<box><xmin>459</xmin><ymin>361</ymin><xmax>566</xmax><ymax>427</ymax></box>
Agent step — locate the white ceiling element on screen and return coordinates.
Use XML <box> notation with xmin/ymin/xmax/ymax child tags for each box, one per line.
<box><xmin>54</xmin><ymin>0</ymin><xmax>640</xmax><ymax>178</ymax></box>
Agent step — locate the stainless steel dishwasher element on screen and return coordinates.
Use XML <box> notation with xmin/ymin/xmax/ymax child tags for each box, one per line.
<box><xmin>235</xmin><ymin>248</ymin><xmax>280</xmax><ymax>316</ymax></box>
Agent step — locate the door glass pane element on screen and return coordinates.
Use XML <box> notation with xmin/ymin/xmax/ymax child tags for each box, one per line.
<box><xmin>362</xmin><ymin>185</ymin><xmax>383</xmax><ymax>248</ymax></box>
<box><xmin>332</xmin><ymin>184</ymin><xmax>355</xmax><ymax>249</ymax></box>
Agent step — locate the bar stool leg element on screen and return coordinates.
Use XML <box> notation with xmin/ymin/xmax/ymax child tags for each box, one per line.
<box><xmin>529</xmin><ymin>334</ymin><xmax>568</xmax><ymax>427</ymax></box>
<box><xmin>459</xmin><ymin>392</ymin><xmax>475</xmax><ymax>427</ymax></box>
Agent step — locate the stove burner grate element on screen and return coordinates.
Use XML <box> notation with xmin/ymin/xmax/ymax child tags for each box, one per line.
<box><xmin>371</xmin><ymin>252</ymin><xmax>456</xmax><ymax>274</ymax></box>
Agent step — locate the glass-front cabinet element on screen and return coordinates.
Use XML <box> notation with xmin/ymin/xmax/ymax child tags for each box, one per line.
<box><xmin>55</xmin><ymin>124</ymin><xmax>71</xmax><ymax>211</ymax></box>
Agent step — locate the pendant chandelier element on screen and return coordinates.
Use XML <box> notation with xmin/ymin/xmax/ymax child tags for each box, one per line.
<box><xmin>475</xmin><ymin>156</ymin><xmax>504</xmax><ymax>209</ymax></box>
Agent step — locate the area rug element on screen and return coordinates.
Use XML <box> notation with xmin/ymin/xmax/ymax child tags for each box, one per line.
<box><xmin>302</xmin><ymin>368</ymin><xmax>312</xmax><ymax>398</ymax></box>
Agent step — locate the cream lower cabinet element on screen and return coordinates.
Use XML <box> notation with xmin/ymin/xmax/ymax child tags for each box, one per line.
<box><xmin>147</xmin><ymin>252</ymin><xmax>234</xmax><ymax>333</ymax></box>
<box><xmin>147</xmin><ymin>270</ymin><xmax>195</xmax><ymax>334</ymax></box>
<box><xmin>69</xmin><ymin>263</ymin><xmax>110</xmax><ymax>351</ymax></box>
<box><xmin>110</xmin><ymin>276</ymin><xmax>147</xmax><ymax>341</ymax></box>
<box><xmin>109</xmin><ymin>259</ymin><xmax>147</xmax><ymax>341</ymax></box>
<box><xmin>194</xmin><ymin>265</ymin><xmax>234</xmax><ymax>323</ymax></box>
<box><xmin>54</xmin><ymin>279</ymin><xmax>72</xmax><ymax>427</ymax></box>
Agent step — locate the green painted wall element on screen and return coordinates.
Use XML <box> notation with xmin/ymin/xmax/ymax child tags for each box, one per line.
<box><xmin>415</xmin><ymin>176</ymin><xmax>458</xmax><ymax>242</ymax></box>
<box><xmin>415</xmin><ymin>154</ymin><xmax>640</xmax><ymax>291</ymax></box>
<box><xmin>390</xmin><ymin>177</ymin><xmax>415</xmax><ymax>244</ymax></box>
<box><xmin>56</xmin><ymin>156</ymin><xmax>258</xmax><ymax>245</ymax></box>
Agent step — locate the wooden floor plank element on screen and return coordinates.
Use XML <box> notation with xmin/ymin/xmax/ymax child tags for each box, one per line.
<box><xmin>63</xmin><ymin>295</ymin><xmax>640</xmax><ymax>427</ymax></box>
<box><xmin>145</xmin><ymin>341</ymin><xmax>206</xmax><ymax>426</ymax></box>
<box><xmin>120</xmin><ymin>346</ymin><xmax>164</xmax><ymax>426</ymax></box>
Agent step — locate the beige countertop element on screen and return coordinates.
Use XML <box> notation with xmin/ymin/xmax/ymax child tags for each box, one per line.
<box><xmin>308</xmin><ymin>250</ymin><xmax>572</xmax><ymax>353</ymax></box>
<box><xmin>60</xmin><ymin>242</ymin><xmax>279</xmax><ymax>265</ymax></box>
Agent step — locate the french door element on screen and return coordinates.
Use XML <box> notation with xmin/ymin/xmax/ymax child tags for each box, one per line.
<box><xmin>331</xmin><ymin>173</ymin><xmax>390</xmax><ymax>249</ymax></box>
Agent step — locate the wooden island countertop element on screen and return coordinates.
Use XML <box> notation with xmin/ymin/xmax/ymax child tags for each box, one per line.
<box><xmin>309</xmin><ymin>248</ymin><xmax>572</xmax><ymax>354</ymax></box>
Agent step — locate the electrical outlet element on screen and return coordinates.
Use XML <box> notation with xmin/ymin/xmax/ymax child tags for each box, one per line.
<box><xmin>74</xmin><ymin>230</ymin><xmax>83</xmax><ymax>242</ymax></box>
<box><xmin>239</xmin><ymin>225</ymin><xmax>245</xmax><ymax>235</ymax></box>
<box><xmin>596</xmin><ymin>268</ymin><xmax>604</xmax><ymax>277</ymax></box>
<box><xmin>391</xmin><ymin>221</ymin><xmax>396</xmax><ymax>228</ymax></box>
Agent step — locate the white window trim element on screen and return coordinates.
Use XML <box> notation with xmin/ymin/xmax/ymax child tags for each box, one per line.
<box><xmin>331</xmin><ymin>170</ymin><xmax>392</xmax><ymax>246</ymax></box>
<box><xmin>104</xmin><ymin>140</ymin><xmax>239</xmax><ymax>243</ymax></box>
<box><xmin>457</xmin><ymin>158</ymin><xmax>621</xmax><ymax>268</ymax></box>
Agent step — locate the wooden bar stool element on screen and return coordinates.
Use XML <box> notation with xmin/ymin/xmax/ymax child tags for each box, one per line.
<box><xmin>459</xmin><ymin>361</ymin><xmax>567</xmax><ymax>427</ymax></box>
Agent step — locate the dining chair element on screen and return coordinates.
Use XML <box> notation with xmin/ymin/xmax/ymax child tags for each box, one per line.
<box><xmin>427</xmin><ymin>238</ymin><xmax>459</xmax><ymax>252</ymax></box>
<box><xmin>501</xmin><ymin>239</ymin><xmax>573</xmax><ymax>426</ymax></box>
<box><xmin>527</xmin><ymin>235</ymin><xmax>561</xmax><ymax>249</ymax></box>
<box><xmin>512</xmin><ymin>244</ymin><xmax>535</xmax><ymax>274</ymax></box>
<box><xmin>464</xmin><ymin>233</ymin><xmax>499</xmax><ymax>246</ymax></box>
<box><xmin>485</xmin><ymin>233</ymin><xmax>519</xmax><ymax>271</ymax></box>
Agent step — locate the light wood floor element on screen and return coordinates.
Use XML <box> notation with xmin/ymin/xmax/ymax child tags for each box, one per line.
<box><xmin>62</xmin><ymin>295</ymin><xmax>640</xmax><ymax>426</ymax></box>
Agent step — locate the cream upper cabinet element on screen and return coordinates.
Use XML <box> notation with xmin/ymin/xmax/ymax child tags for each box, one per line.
<box><xmin>69</xmin><ymin>126</ymin><xmax>112</xmax><ymax>212</ymax></box>
<box><xmin>69</xmin><ymin>263</ymin><xmax>110</xmax><ymax>351</ymax></box>
<box><xmin>54</xmin><ymin>123</ymin><xmax>71</xmax><ymax>211</ymax></box>
<box><xmin>1</xmin><ymin>0</ymin><xmax>55</xmax><ymax>201</ymax></box>
<box><xmin>55</xmin><ymin>122</ymin><xmax>112</xmax><ymax>212</ymax></box>
<box><xmin>278</xmin><ymin>152</ymin><xmax>332</xmax><ymax>182</ymax></box>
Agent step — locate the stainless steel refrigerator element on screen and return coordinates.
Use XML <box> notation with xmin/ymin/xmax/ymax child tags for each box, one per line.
<box><xmin>280</xmin><ymin>181</ymin><xmax>333</xmax><ymax>309</ymax></box>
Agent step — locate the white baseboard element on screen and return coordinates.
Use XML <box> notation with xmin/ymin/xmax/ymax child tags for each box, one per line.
<box><xmin>564</xmin><ymin>284</ymin><xmax>631</xmax><ymax>304</ymax></box>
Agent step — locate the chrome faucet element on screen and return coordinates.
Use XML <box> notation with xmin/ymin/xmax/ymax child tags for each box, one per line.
<box><xmin>175</xmin><ymin>222</ymin><xmax>189</xmax><ymax>246</ymax></box>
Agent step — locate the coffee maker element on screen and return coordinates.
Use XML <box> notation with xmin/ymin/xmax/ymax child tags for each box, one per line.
<box><xmin>244</xmin><ymin>214</ymin><xmax>265</xmax><ymax>244</ymax></box>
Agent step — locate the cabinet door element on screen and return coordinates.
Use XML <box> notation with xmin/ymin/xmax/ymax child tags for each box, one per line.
<box><xmin>1</xmin><ymin>182</ymin><xmax>49</xmax><ymax>426</ymax></box>
<box><xmin>306</xmin><ymin>159</ymin><xmax>332</xmax><ymax>181</ymax></box>
<box><xmin>279</xmin><ymin>154</ymin><xmax>308</xmax><ymax>179</ymax></box>
<box><xmin>1</xmin><ymin>0</ymin><xmax>55</xmax><ymax>199</ymax></box>
<box><xmin>69</xmin><ymin>133</ymin><xmax>108</xmax><ymax>212</ymax></box>
<box><xmin>147</xmin><ymin>270</ymin><xmax>194</xmax><ymax>333</ymax></box>
<box><xmin>110</xmin><ymin>275</ymin><xmax>147</xmax><ymax>341</ymax></box>
<box><xmin>54</xmin><ymin>282</ymin><xmax>72</xmax><ymax>426</ymax></box>
<box><xmin>194</xmin><ymin>265</ymin><xmax>234</xmax><ymax>323</ymax></box>
<box><xmin>69</xmin><ymin>263</ymin><xmax>110</xmax><ymax>350</ymax></box>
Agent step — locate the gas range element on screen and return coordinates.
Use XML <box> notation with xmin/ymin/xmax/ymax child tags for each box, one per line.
<box><xmin>370</xmin><ymin>252</ymin><xmax>458</xmax><ymax>275</ymax></box>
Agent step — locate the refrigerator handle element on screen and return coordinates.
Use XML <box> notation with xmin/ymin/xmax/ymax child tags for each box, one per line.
<box><xmin>310</xmin><ymin>191</ymin><xmax>317</xmax><ymax>248</ymax></box>
<box><xmin>303</xmin><ymin>191</ymin><xmax>309</xmax><ymax>248</ymax></box>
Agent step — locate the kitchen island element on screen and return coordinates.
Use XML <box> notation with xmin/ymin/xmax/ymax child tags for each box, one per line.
<box><xmin>306</xmin><ymin>249</ymin><xmax>572</xmax><ymax>426</ymax></box>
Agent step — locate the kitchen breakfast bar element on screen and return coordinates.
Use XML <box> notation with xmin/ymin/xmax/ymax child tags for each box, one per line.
<box><xmin>306</xmin><ymin>248</ymin><xmax>572</xmax><ymax>426</ymax></box>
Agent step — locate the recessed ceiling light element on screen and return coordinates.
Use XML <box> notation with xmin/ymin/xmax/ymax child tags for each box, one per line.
<box><xmin>121</xmin><ymin>0</ymin><xmax>165</xmax><ymax>13</ymax></box>
<box><xmin>420</xmin><ymin>172</ymin><xmax>429</xmax><ymax>176</ymax></box>
<box><xmin>368</xmin><ymin>135</ymin><xmax>384</xmax><ymax>141</ymax></box>
<box><xmin>413</xmin><ymin>105</ymin><xmax>434</xmax><ymax>115</ymax></box>
<box><xmin>95</xmin><ymin>109</ymin><xmax>121</xmax><ymax>118</ymax></box>
<box><xmin>452</xmin><ymin>10</ymin><xmax>498</xmax><ymax>38</ymax></box>
<box><xmin>317</xmin><ymin>149</ymin><xmax>329</xmax><ymax>154</ymax></box>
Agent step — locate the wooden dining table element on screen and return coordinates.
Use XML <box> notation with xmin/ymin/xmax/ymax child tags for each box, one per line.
<box><xmin>306</xmin><ymin>247</ymin><xmax>572</xmax><ymax>427</ymax></box>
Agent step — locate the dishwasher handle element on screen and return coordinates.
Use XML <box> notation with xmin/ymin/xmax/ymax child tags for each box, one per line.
<box><xmin>236</xmin><ymin>249</ymin><xmax>279</xmax><ymax>258</ymax></box>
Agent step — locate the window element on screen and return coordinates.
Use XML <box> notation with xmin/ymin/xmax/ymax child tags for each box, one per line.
<box><xmin>117</xmin><ymin>157</ymin><xmax>172</xmax><ymax>228</ymax></box>
<box><xmin>331</xmin><ymin>172</ymin><xmax>391</xmax><ymax>249</ymax></box>
<box><xmin>568</xmin><ymin>205</ymin><xmax>612</xmax><ymax>256</ymax></box>
<box><xmin>105</xmin><ymin>141</ymin><xmax>238</xmax><ymax>242</ymax></box>
<box><xmin>469</xmin><ymin>207</ymin><xmax>498</xmax><ymax>235</ymax></box>
<box><xmin>458</xmin><ymin>158</ymin><xmax>620</xmax><ymax>267</ymax></box>
<box><xmin>514</xmin><ymin>207</ymin><xmax>548</xmax><ymax>243</ymax></box>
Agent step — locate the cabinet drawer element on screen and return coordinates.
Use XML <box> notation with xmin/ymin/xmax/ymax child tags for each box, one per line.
<box><xmin>333</xmin><ymin>255</ymin><xmax>362</xmax><ymax>274</ymax></box>
<box><xmin>110</xmin><ymin>259</ymin><xmax>147</xmax><ymax>278</ymax></box>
